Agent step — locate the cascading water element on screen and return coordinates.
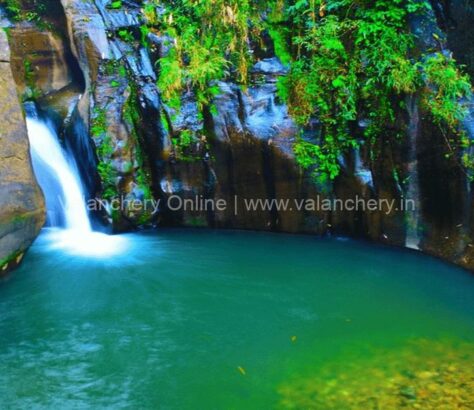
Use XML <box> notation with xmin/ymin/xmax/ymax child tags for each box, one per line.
<box><xmin>405</xmin><ymin>95</ymin><xmax>422</xmax><ymax>250</ymax></box>
<box><xmin>26</xmin><ymin>109</ymin><xmax>91</xmax><ymax>232</ymax></box>
<box><xmin>25</xmin><ymin>103</ymin><xmax>126</xmax><ymax>256</ymax></box>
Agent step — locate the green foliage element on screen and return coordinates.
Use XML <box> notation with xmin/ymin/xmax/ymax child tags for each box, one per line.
<box><xmin>123</xmin><ymin>87</ymin><xmax>154</xmax><ymax>207</ymax></box>
<box><xmin>272</xmin><ymin>0</ymin><xmax>472</xmax><ymax>183</ymax></box>
<box><xmin>118</xmin><ymin>65</ymin><xmax>127</xmax><ymax>78</ymax></box>
<box><xmin>103</xmin><ymin>59</ymin><xmax>121</xmax><ymax>76</ymax></box>
<box><xmin>420</xmin><ymin>52</ymin><xmax>474</xmax><ymax>174</ymax></box>
<box><xmin>140</xmin><ymin>0</ymin><xmax>471</xmax><ymax>180</ymax></box>
<box><xmin>9</xmin><ymin>1</ymin><xmax>466</xmax><ymax>191</ymax></box>
<box><xmin>97</xmin><ymin>161</ymin><xmax>117</xmax><ymax>200</ymax></box>
<box><xmin>0</xmin><ymin>250</ymin><xmax>22</xmax><ymax>271</ymax></box>
<box><xmin>294</xmin><ymin>136</ymin><xmax>341</xmax><ymax>183</ymax></box>
<box><xmin>171</xmin><ymin>129</ymin><xmax>201</xmax><ymax>161</ymax></box>
<box><xmin>117</xmin><ymin>29</ymin><xmax>134</xmax><ymax>43</ymax></box>
<box><xmin>422</xmin><ymin>52</ymin><xmax>471</xmax><ymax>128</ymax></box>
<box><xmin>91</xmin><ymin>107</ymin><xmax>118</xmax><ymax>200</ymax></box>
<box><xmin>23</xmin><ymin>59</ymin><xmax>34</xmax><ymax>86</ymax></box>
<box><xmin>268</xmin><ymin>27</ymin><xmax>292</xmax><ymax>66</ymax></box>
<box><xmin>92</xmin><ymin>85</ymin><xmax>154</xmax><ymax>222</ymax></box>
<box><xmin>173</xmin><ymin>129</ymin><xmax>193</xmax><ymax>148</ymax></box>
<box><xmin>143</xmin><ymin>3</ymin><xmax>158</xmax><ymax>25</ymax></box>
<box><xmin>143</xmin><ymin>0</ymin><xmax>263</xmax><ymax>111</ymax></box>
<box><xmin>4</xmin><ymin>0</ymin><xmax>21</xmax><ymax>20</ymax></box>
<box><xmin>107</xmin><ymin>0</ymin><xmax>122</xmax><ymax>10</ymax></box>
<box><xmin>3</xmin><ymin>0</ymin><xmax>52</xmax><ymax>30</ymax></box>
<box><xmin>22</xmin><ymin>59</ymin><xmax>41</xmax><ymax>100</ymax></box>
<box><xmin>91</xmin><ymin>106</ymin><xmax>107</xmax><ymax>139</ymax></box>
<box><xmin>140</xmin><ymin>24</ymin><xmax>151</xmax><ymax>48</ymax></box>
<box><xmin>102</xmin><ymin>59</ymin><xmax>126</xmax><ymax>84</ymax></box>
<box><xmin>157</xmin><ymin>46</ymin><xmax>182</xmax><ymax>110</ymax></box>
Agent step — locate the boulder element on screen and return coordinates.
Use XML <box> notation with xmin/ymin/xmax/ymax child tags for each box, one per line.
<box><xmin>0</xmin><ymin>30</ymin><xmax>45</xmax><ymax>275</ymax></box>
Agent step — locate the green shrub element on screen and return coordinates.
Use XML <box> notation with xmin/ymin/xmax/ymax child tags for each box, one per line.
<box><xmin>272</xmin><ymin>0</ymin><xmax>472</xmax><ymax>183</ymax></box>
<box><xmin>140</xmin><ymin>0</ymin><xmax>472</xmax><ymax>181</ymax></box>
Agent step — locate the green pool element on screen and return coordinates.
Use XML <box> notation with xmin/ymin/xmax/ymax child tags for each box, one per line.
<box><xmin>1</xmin><ymin>229</ymin><xmax>473</xmax><ymax>409</ymax></box>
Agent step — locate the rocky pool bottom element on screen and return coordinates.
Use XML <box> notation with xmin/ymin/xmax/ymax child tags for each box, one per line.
<box><xmin>0</xmin><ymin>229</ymin><xmax>473</xmax><ymax>409</ymax></box>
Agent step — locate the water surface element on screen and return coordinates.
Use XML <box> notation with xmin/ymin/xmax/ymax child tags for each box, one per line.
<box><xmin>1</xmin><ymin>229</ymin><xmax>473</xmax><ymax>408</ymax></box>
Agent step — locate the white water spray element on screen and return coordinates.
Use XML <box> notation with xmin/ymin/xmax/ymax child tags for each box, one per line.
<box><xmin>27</xmin><ymin>117</ymin><xmax>91</xmax><ymax>232</ymax></box>
<box><xmin>26</xmin><ymin>109</ymin><xmax>126</xmax><ymax>257</ymax></box>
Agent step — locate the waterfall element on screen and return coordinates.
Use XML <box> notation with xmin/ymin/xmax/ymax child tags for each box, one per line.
<box><xmin>405</xmin><ymin>96</ymin><xmax>422</xmax><ymax>250</ymax></box>
<box><xmin>25</xmin><ymin>103</ymin><xmax>127</xmax><ymax>257</ymax></box>
<box><xmin>26</xmin><ymin>113</ymin><xmax>92</xmax><ymax>232</ymax></box>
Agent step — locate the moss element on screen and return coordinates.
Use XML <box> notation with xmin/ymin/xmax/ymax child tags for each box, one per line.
<box><xmin>102</xmin><ymin>59</ymin><xmax>124</xmax><ymax>77</ymax></box>
<box><xmin>122</xmin><ymin>86</ymin><xmax>155</xmax><ymax>224</ymax></box>
<box><xmin>118</xmin><ymin>65</ymin><xmax>127</xmax><ymax>78</ymax></box>
<box><xmin>3</xmin><ymin>0</ymin><xmax>53</xmax><ymax>30</ymax></box>
<box><xmin>91</xmin><ymin>106</ymin><xmax>118</xmax><ymax>200</ymax></box>
<box><xmin>140</xmin><ymin>25</ymin><xmax>151</xmax><ymax>48</ymax></box>
<box><xmin>117</xmin><ymin>29</ymin><xmax>134</xmax><ymax>43</ymax></box>
<box><xmin>107</xmin><ymin>0</ymin><xmax>122</xmax><ymax>10</ymax></box>
<box><xmin>0</xmin><ymin>250</ymin><xmax>23</xmax><ymax>273</ymax></box>
<box><xmin>3</xmin><ymin>27</ymin><xmax>11</xmax><ymax>39</ymax></box>
<box><xmin>22</xmin><ymin>58</ymin><xmax>41</xmax><ymax>101</ymax></box>
<box><xmin>171</xmin><ymin>129</ymin><xmax>198</xmax><ymax>160</ymax></box>
<box><xmin>162</xmin><ymin>117</ymin><xmax>170</xmax><ymax>133</ymax></box>
<box><xmin>10</xmin><ymin>214</ymin><xmax>30</xmax><ymax>226</ymax></box>
<box><xmin>96</xmin><ymin>162</ymin><xmax>117</xmax><ymax>200</ymax></box>
<box><xmin>268</xmin><ymin>27</ymin><xmax>291</xmax><ymax>66</ymax></box>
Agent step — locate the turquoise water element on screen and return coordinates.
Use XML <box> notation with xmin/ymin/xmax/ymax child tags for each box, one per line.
<box><xmin>0</xmin><ymin>229</ymin><xmax>473</xmax><ymax>409</ymax></box>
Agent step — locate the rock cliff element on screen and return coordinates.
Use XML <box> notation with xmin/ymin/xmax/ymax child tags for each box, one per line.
<box><xmin>0</xmin><ymin>28</ymin><xmax>44</xmax><ymax>275</ymax></box>
<box><xmin>1</xmin><ymin>0</ymin><xmax>474</xmax><ymax>270</ymax></box>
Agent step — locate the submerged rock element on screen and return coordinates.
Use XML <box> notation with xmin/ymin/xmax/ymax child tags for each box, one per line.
<box><xmin>277</xmin><ymin>339</ymin><xmax>474</xmax><ymax>410</ymax></box>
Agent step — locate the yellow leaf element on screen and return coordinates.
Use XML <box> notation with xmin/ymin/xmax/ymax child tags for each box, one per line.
<box><xmin>291</xmin><ymin>335</ymin><xmax>297</xmax><ymax>343</ymax></box>
<box><xmin>225</xmin><ymin>5</ymin><xmax>235</xmax><ymax>23</ymax></box>
<box><xmin>319</xmin><ymin>2</ymin><xmax>326</xmax><ymax>17</ymax></box>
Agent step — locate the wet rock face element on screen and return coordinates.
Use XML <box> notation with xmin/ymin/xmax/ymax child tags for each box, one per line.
<box><xmin>59</xmin><ymin>0</ymin><xmax>163</xmax><ymax>230</ymax></box>
<box><xmin>159</xmin><ymin>58</ymin><xmax>403</xmax><ymax>243</ymax></box>
<box><xmin>3</xmin><ymin>0</ymin><xmax>474</xmax><ymax>271</ymax></box>
<box><xmin>436</xmin><ymin>0</ymin><xmax>474</xmax><ymax>78</ymax></box>
<box><xmin>0</xmin><ymin>30</ymin><xmax>45</xmax><ymax>275</ymax></box>
<box><xmin>8</xmin><ymin>24</ymin><xmax>76</xmax><ymax>98</ymax></box>
<box><xmin>3</xmin><ymin>0</ymin><xmax>84</xmax><ymax>105</ymax></box>
<box><xmin>405</xmin><ymin>2</ymin><xmax>474</xmax><ymax>268</ymax></box>
<box><xmin>157</xmin><ymin>8</ymin><xmax>474</xmax><ymax>269</ymax></box>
